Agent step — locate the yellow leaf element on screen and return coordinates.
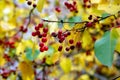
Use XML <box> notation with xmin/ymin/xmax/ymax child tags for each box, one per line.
<box><xmin>36</xmin><ymin>0</ymin><xmax>45</xmax><ymax>12</ymax></box>
<box><xmin>115</xmin><ymin>28</ymin><xmax>120</xmax><ymax>53</ymax></box>
<box><xmin>115</xmin><ymin>38</ymin><xmax>120</xmax><ymax>53</ymax></box>
<box><xmin>91</xmin><ymin>0</ymin><xmax>100</xmax><ymax>3</ymax></box>
<box><xmin>82</xmin><ymin>30</ymin><xmax>93</xmax><ymax>50</ymax></box>
<box><xmin>98</xmin><ymin>2</ymin><xmax>120</xmax><ymax>14</ymax></box>
<box><xmin>52</xmin><ymin>52</ymin><xmax>60</xmax><ymax>63</ymax></box>
<box><xmin>19</xmin><ymin>62</ymin><xmax>34</xmax><ymax>80</ymax></box>
<box><xmin>60</xmin><ymin>74</ymin><xmax>74</xmax><ymax>80</ymax></box>
<box><xmin>16</xmin><ymin>42</ymin><xmax>25</xmax><ymax>55</ymax></box>
<box><xmin>60</xmin><ymin>57</ymin><xmax>71</xmax><ymax>73</ymax></box>
<box><xmin>18</xmin><ymin>0</ymin><xmax>26</xmax><ymax>3</ymax></box>
<box><xmin>78</xmin><ymin>74</ymin><xmax>90</xmax><ymax>80</ymax></box>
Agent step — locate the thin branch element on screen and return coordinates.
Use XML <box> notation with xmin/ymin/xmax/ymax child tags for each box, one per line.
<box><xmin>26</xmin><ymin>8</ymin><xmax>35</xmax><ymax>28</ymax></box>
<box><xmin>112</xmin><ymin>75</ymin><xmax>120</xmax><ymax>80</ymax></box>
<box><xmin>42</xmin><ymin>19</ymin><xmax>88</xmax><ymax>24</ymax></box>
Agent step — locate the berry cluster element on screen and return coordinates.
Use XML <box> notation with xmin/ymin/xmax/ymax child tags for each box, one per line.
<box><xmin>55</xmin><ymin>7</ymin><xmax>61</xmax><ymax>13</ymax></box>
<box><xmin>51</xmin><ymin>29</ymin><xmax>82</xmax><ymax>52</ymax></box>
<box><xmin>51</xmin><ymin>30</ymin><xmax>71</xmax><ymax>43</ymax></box>
<box><xmin>0</xmin><ymin>67</ymin><xmax>16</xmax><ymax>79</ymax></box>
<box><xmin>64</xmin><ymin>1</ymin><xmax>78</xmax><ymax>12</ymax></box>
<box><xmin>32</xmin><ymin>22</ymin><xmax>49</xmax><ymax>52</ymax></box>
<box><xmin>26</xmin><ymin>0</ymin><xmax>37</xmax><ymax>8</ymax></box>
<box><xmin>4</xmin><ymin>41</ymin><xmax>15</xmax><ymax>48</ymax></box>
<box><xmin>20</xmin><ymin>26</ymin><xmax>28</xmax><ymax>33</ymax></box>
<box><xmin>83</xmin><ymin>0</ymin><xmax>91</xmax><ymax>8</ymax></box>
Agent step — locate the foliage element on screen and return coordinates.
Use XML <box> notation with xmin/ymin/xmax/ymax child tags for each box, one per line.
<box><xmin>0</xmin><ymin>0</ymin><xmax>120</xmax><ymax>80</ymax></box>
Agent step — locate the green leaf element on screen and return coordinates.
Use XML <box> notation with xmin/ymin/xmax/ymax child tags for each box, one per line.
<box><xmin>94</xmin><ymin>28</ymin><xmax>119</xmax><ymax>66</ymax></box>
<box><xmin>25</xmin><ymin>48</ymin><xmax>40</xmax><ymax>61</ymax></box>
<box><xmin>68</xmin><ymin>16</ymin><xmax>82</xmax><ymax>27</ymax></box>
<box><xmin>102</xmin><ymin>13</ymin><xmax>110</xmax><ymax>18</ymax></box>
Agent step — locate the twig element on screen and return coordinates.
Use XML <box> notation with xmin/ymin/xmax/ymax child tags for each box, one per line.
<box><xmin>26</xmin><ymin>8</ymin><xmax>35</xmax><ymax>28</ymax></box>
<box><xmin>112</xmin><ymin>75</ymin><xmax>120</xmax><ymax>80</ymax></box>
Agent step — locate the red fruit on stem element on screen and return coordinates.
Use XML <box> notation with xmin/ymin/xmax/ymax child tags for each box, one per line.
<box><xmin>39</xmin><ymin>42</ymin><xmax>44</xmax><ymax>47</ymax></box>
<box><xmin>51</xmin><ymin>32</ymin><xmax>57</xmax><ymax>37</ymax></box>
<box><xmin>35</xmin><ymin>26</ymin><xmax>39</xmax><ymax>31</ymax></box>
<box><xmin>55</xmin><ymin>7</ymin><xmax>61</xmax><ymax>12</ymax></box>
<box><xmin>69</xmin><ymin>39</ymin><xmax>74</xmax><ymax>44</ymax></box>
<box><xmin>42</xmin><ymin>33</ymin><xmax>47</xmax><ymax>37</ymax></box>
<box><xmin>33</xmin><ymin>4</ymin><xmax>37</xmax><ymax>8</ymax></box>
<box><xmin>40</xmin><ymin>47</ymin><xmax>44</xmax><ymax>52</ymax></box>
<box><xmin>43</xmin><ymin>27</ymin><xmax>48</xmax><ymax>33</ymax></box>
<box><xmin>27</xmin><ymin>1</ymin><xmax>32</xmax><ymax>5</ymax></box>
<box><xmin>65</xmin><ymin>47</ymin><xmax>70</xmax><ymax>51</ymax></box>
<box><xmin>32</xmin><ymin>32</ymin><xmax>37</xmax><ymax>36</ymax></box>
<box><xmin>38</xmin><ymin>23</ymin><xmax>43</xmax><ymax>28</ymax></box>
<box><xmin>58</xmin><ymin>45</ymin><xmax>63</xmax><ymax>51</ymax></box>
<box><xmin>58</xmin><ymin>29</ymin><xmax>62</xmax><ymax>35</ymax></box>
<box><xmin>41</xmin><ymin>37</ymin><xmax>47</xmax><ymax>43</ymax></box>
<box><xmin>44</xmin><ymin>46</ymin><xmax>48</xmax><ymax>51</ymax></box>
<box><xmin>86</xmin><ymin>22</ymin><xmax>93</xmax><ymax>27</ymax></box>
<box><xmin>70</xmin><ymin>45</ymin><xmax>75</xmax><ymax>50</ymax></box>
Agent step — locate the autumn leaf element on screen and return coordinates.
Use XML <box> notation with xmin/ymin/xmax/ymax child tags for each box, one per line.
<box><xmin>19</xmin><ymin>61</ymin><xmax>34</xmax><ymax>80</ymax></box>
<box><xmin>60</xmin><ymin>57</ymin><xmax>72</xmax><ymax>73</ymax></box>
<box><xmin>36</xmin><ymin>0</ymin><xmax>45</xmax><ymax>12</ymax></box>
<box><xmin>82</xmin><ymin>30</ymin><xmax>93</xmax><ymax>50</ymax></box>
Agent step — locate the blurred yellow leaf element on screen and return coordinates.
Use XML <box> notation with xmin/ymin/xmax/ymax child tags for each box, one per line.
<box><xmin>91</xmin><ymin>0</ymin><xmax>100</xmax><ymax>3</ymax></box>
<box><xmin>115</xmin><ymin>28</ymin><xmax>120</xmax><ymax>53</ymax></box>
<box><xmin>98</xmin><ymin>1</ymin><xmax>120</xmax><ymax>14</ymax></box>
<box><xmin>60</xmin><ymin>74</ymin><xmax>74</xmax><ymax>80</ymax></box>
<box><xmin>52</xmin><ymin>52</ymin><xmax>60</xmax><ymax>63</ymax></box>
<box><xmin>60</xmin><ymin>57</ymin><xmax>71</xmax><ymax>73</ymax></box>
<box><xmin>0</xmin><ymin>21</ymin><xmax>16</xmax><ymax>31</ymax></box>
<box><xmin>16</xmin><ymin>42</ymin><xmax>25</xmax><ymax>55</ymax></box>
<box><xmin>78</xmin><ymin>74</ymin><xmax>90</xmax><ymax>80</ymax></box>
<box><xmin>82</xmin><ymin>30</ymin><xmax>93</xmax><ymax>50</ymax></box>
<box><xmin>19</xmin><ymin>61</ymin><xmax>34</xmax><ymax>80</ymax></box>
<box><xmin>18</xmin><ymin>0</ymin><xmax>26</xmax><ymax>3</ymax></box>
<box><xmin>37</xmin><ymin>0</ymin><xmax>45</xmax><ymax>12</ymax></box>
<box><xmin>115</xmin><ymin>38</ymin><xmax>120</xmax><ymax>53</ymax></box>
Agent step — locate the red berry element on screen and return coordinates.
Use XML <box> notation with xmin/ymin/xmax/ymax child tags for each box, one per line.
<box><xmin>64</xmin><ymin>2</ymin><xmax>69</xmax><ymax>6</ymax></box>
<box><xmin>39</xmin><ymin>42</ymin><xmax>44</xmax><ymax>47</ymax></box>
<box><xmin>69</xmin><ymin>39</ymin><xmax>74</xmax><ymax>44</ymax></box>
<box><xmin>23</xmin><ymin>28</ymin><xmax>27</xmax><ymax>33</ymax></box>
<box><xmin>70</xmin><ymin>45</ymin><xmax>75</xmax><ymax>50</ymax></box>
<box><xmin>43</xmin><ymin>27</ymin><xmax>48</xmax><ymax>33</ymax></box>
<box><xmin>42</xmin><ymin>33</ymin><xmax>47</xmax><ymax>37</ymax></box>
<box><xmin>58</xmin><ymin>45</ymin><xmax>63</xmax><ymax>51</ymax></box>
<box><xmin>58</xmin><ymin>29</ymin><xmax>62</xmax><ymax>35</ymax></box>
<box><xmin>73</xmin><ymin>1</ymin><xmax>76</xmax><ymax>5</ymax></box>
<box><xmin>64</xmin><ymin>33</ymin><xmax>68</xmax><ymax>37</ymax></box>
<box><xmin>35</xmin><ymin>26</ymin><xmax>39</xmax><ymax>31</ymax></box>
<box><xmin>40</xmin><ymin>47</ymin><xmax>44</xmax><ymax>52</ymax></box>
<box><xmin>65</xmin><ymin>47</ymin><xmax>70</xmax><ymax>51</ymax></box>
<box><xmin>36</xmin><ymin>31</ymin><xmax>40</xmax><ymax>35</ymax></box>
<box><xmin>88</xmin><ymin>15</ymin><xmax>92</xmax><ymax>20</ymax></box>
<box><xmin>44</xmin><ymin>46</ymin><xmax>48</xmax><ymax>51</ymax></box>
<box><xmin>86</xmin><ymin>22</ymin><xmax>93</xmax><ymax>27</ymax></box>
<box><xmin>41</xmin><ymin>37</ymin><xmax>47</xmax><ymax>43</ymax></box>
<box><xmin>33</xmin><ymin>4</ymin><xmax>37</xmax><ymax>8</ymax></box>
<box><xmin>27</xmin><ymin>1</ymin><xmax>32</xmax><ymax>5</ymax></box>
<box><xmin>38</xmin><ymin>23</ymin><xmax>43</xmax><ymax>28</ymax></box>
<box><xmin>38</xmin><ymin>34</ymin><xmax>42</xmax><ymax>38</ymax></box>
<box><xmin>55</xmin><ymin>7</ymin><xmax>61</xmax><ymax>12</ymax></box>
<box><xmin>32</xmin><ymin>32</ymin><xmax>37</xmax><ymax>36</ymax></box>
<box><xmin>51</xmin><ymin>32</ymin><xmax>57</xmax><ymax>37</ymax></box>
<box><xmin>20</xmin><ymin>26</ymin><xmax>24</xmax><ymax>31</ymax></box>
<box><xmin>67</xmin><ymin>32</ymin><xmax>71</xmax><ymax>35</ymax></box>
<box><xmin>76</xmin><ymin>41</ymin><xmax>81</xmax><ymax>48</ymax></box>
